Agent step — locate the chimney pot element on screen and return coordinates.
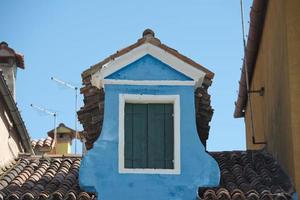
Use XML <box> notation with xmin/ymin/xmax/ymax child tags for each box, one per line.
<box><xmin>0</xmin><ymin>41</ymin><xmax>8</xmax><ymax>48</ymax></box>
<box><xmin>143</xmin><ymin>29</ymin><xmax>155</xmax><ymax>38</ymax></box>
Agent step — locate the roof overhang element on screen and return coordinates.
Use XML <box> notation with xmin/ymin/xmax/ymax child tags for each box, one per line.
<box><xmin>234</xmin><ymin>0</ymin><xmax>269</xmax><ymax>118</ymax></box>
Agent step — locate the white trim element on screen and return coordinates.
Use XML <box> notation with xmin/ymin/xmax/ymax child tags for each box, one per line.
<box><xmin>91</xmin><ymin>43</ymin><xmax>206</xmax><ymax>89</ymax></box>
<box><xmin>118</xmin><ymin>94</ymin><xmax>181</xmax><ymax>175</ymax></box>
<box><xmin>104</xmin><ymin>79</ymin><xmax>195</xmax><ymax>86</ymax></box>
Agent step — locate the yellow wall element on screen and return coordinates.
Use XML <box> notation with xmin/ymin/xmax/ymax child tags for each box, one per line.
<box><xmin>286</xmin><ymin>0</ymin><xmax>300</xmax><ymax>193</ymax></box>
<box><xmin>50</xmin><ymin>141</ymin><xmax>71</xmax><ymax>155</ymax></box>
<box><xmin>56</xmin><ymin>142</ymin><xmax>71</xmax><ymax>154</ymax></box>
<box><xmin>244</xmin><ymin>0</ymin><xmax>300</xmax><ymax>194</ymax></box>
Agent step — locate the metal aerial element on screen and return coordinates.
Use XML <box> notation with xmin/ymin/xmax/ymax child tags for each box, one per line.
<box><xmin>51</xmin><ymin>76</ymin><xmax>81</xmax><ymax>154</ymax></box>
<box><xmin>30</xmin><ymin>104</ymin><xmax>57</xmax><ymax>152</ymax></box>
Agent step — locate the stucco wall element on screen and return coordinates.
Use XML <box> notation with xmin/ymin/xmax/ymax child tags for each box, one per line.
<box><xmin>52</xmin><ymin>142</ymin><xmax>71</xmax><ymax>154</ymax></box>
<box><xmin>245</xmin><ymin>0</ymin><xmax>300</xmax><ymax>193</ymax></box>
<box><xmin>80</xmin><ymin>85</ymin><xmax>220</xmax><ymax>200</ymax></box>
<box><xmin>286</xmin><ymin>0</ymin><xmax>300</xmax><ymax>193</ymax></box>
<box><xmin>0</xmin><ymin>95</ymin><xmax>22</xmax><ymax>166</ymax></box>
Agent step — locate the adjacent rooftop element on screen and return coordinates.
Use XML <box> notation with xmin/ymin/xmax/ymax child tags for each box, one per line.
<box><xmin>0</xmin><ymin>150</ymin><xmax>294</xmax><ymax>200</ymax></box>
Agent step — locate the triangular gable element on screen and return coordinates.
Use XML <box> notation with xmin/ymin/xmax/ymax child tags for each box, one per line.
<box><xmin>105</xmin><ymin>54</ymin><xmax>193</xmax><ymax>81</ymax></box>
<box><xmin>91</xmin><ymin>43</ymin><xmax>207</xmax><ymax>88</ymax></box>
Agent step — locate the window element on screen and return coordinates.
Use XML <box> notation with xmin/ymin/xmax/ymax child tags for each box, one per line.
<box><xmin>124</xmin><ymin>103</ymin><xmax>174</xmax><ymax>169</ymax></box>
<box><xmin>119</xmin><ymin>94</ymin><xmax>180</xmax><ymax>174</ymax></box>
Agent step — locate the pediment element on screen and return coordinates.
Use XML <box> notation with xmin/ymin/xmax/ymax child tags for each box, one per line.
<box><xmin>105</xmin><ymin>54</ymin><xmax>192</xmax><ymax>81</ymax></box>
<box><xmin>91</xmin><ymin>43</ymin><xmax>207</xmax><ymax>88</ymax></box>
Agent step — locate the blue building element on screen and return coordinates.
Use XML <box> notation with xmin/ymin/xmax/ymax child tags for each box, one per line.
<box><xmin>79</xmin><ymin>29</ymin><xmax>220</xmax><ymax>199</ymax></box>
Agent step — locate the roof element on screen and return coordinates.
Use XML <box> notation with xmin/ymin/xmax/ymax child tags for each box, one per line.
<box><xmin>0</xmin><ymin>42</ymin><xmax>25</xmax><ymax>69</ymax></box>
<box><xmin>198</xmin><ymin>150</ymin><xmax>294</xmax><ymax>199</ymax></box>
<box><xmin>0</xmin><ymin>155</ymin><xmax>96</xmax><ymax>200</ymax></box>
<box><xmin>0</xmin><ymin>151</ymin><xmax>293</xmax><ymax>200</ymax></box>
<box><xmin>234</xmin><ymin>0</ymin><xmax>268</xmax><ymax>118</ymax></box>
<box><xmin>81</xmin><ymin>29</ymin><xmax>214</xmax><ymax>80</ymax></box>
<box><xmin>31</xmin><ymin>137</ymin><xmax>53</xmax><ymax>153</ymax></box>
<box><xmin>0</xmin><ymin>72</ymin><xmax>33</xmax><ymax>154</ymax></box>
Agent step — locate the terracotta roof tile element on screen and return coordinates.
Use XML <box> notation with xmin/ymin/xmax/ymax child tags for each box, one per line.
<box><xmin>0</xmin><ymin>160</ymin><xmax>17</xmax><ymax>177</ymax></box>
<box><xmin>31</xmin><ymin>137</ymin><xmax>54</xmax><ymax>153</ymax></box>
<box><xmin>0</xmin><ymin>156</ymin><xmax>96</xmax><ymax>200</ymax></box>
<box><xmin>0</xmin><ymin>150</ymin><xmax>295</xmax><ymax>199</ymax></box>
<box><xmin>198</xmin><ymin>150</ymin><xmax>294</xmax><ymax>199</ymax></box>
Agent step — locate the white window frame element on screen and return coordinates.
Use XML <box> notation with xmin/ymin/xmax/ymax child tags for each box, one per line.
<box><xmin>118</xmin><ymin>94</ymin><xmax>181</xmax><ymax>175</ymax></box>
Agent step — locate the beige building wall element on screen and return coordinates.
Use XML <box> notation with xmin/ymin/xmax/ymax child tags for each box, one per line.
<box><xmin>0</xmin><ymin>96</ymin><xmax>23</xmax><ymax>166</ymax></box>
<box><xmin>245</xmin><ymin>0</ymin><xmax>300</xmax><ymax>194</ymax></box>
<box><xmin>286</xmin><ymin>0</ymin><xmax>300</xmax><ymax>193</ymax></box>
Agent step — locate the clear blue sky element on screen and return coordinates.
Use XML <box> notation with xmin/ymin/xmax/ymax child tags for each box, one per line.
<box><xmin>1</xmin><ymin>0</ymin><xmax>252</xmax><ymax>152</ymax></box>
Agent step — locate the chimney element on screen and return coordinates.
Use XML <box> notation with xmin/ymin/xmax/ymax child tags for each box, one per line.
<box><xmin>47</xmin><ymin>123</ymin><xmax>77</xmax><ymax>155</ymax></box>
<box><xmin>0</xmin><ymin>41</ymin><xmax>25</xmax><ymax>100</ymax></box>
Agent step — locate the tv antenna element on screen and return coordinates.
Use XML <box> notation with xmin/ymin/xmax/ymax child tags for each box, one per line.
<box><xmin>51</xmin><ymin>76</ymin><xmax>81</xmax><ymax>154</ymax></box>
<box><xmin>30</xmin><ymin>104</ymin><xmax>57</xmax><ymax>150</ymax></box>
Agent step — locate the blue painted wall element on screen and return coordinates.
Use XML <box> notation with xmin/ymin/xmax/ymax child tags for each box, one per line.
<box><xmin>293</xmin><ymin>192</ymin><xmax>298</xmax><ymax>200</ymax></box>
<box><xmin>106</xmin><ymin>54</ymin><xmax>192</xmax><ymax>81</ymax></box>
<box><xmin>79</xmin><ymin>56</ymin><xmax>220</xmax><ymax>199</ymax></box>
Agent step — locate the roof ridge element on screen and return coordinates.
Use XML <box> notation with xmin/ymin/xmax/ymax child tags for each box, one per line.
<box><xmin>208</xmin><ymin>149</ymin><xmax>267</xmax><ymax>154</ymax></box>
<box><xmin>81</xmin><ymin>29</ymin><xmax>214</xmax><ymax>79</ymax></box>
<box><xmin>18</xmin><ymin>153</ymin><xmax>82</xmax><ymax>159</ymax></box>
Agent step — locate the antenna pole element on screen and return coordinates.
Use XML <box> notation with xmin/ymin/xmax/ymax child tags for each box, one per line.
<box><xmin>51</xmin><ymin>76</ymin><xmax>81</xmax><ymax>154</ymax></box>
<box><xmin>75</xmin><ymin>86</ymin><xmax>78</xmax><ymax>154</ymax></box>
<box><xmin>30</xmin><ymin>104</ymin><xmax>57</xmax><ymax>151</ymax></box>
<box><xmin>53</xmin><ymin>112</ymin><xmax>57</xmax><ymax>153</ymax></box>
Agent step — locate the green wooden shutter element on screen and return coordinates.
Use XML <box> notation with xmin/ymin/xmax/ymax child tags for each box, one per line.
<box><xmin>124</xmin><ymin>104</ymin><xmax>133</xmax><ymax>168</ymax></box>
<box><xmin>124</xmin><ymin>103</ymin><xmax>174</xmax><ymax>169</ymax></box>
<box><xmin>125</xmin><ymin>104</ymin><xmax>148</xmax><ymax>168</ymax></box>
<box><xmin>148</xmin><ymin>104</ymin><xmax>166</xmax><ymax>168</ymax></box>
<box><xmin>164</xmin><ymin>104</ymin><xmax>174</xmax><ymax>169</ymax></box>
